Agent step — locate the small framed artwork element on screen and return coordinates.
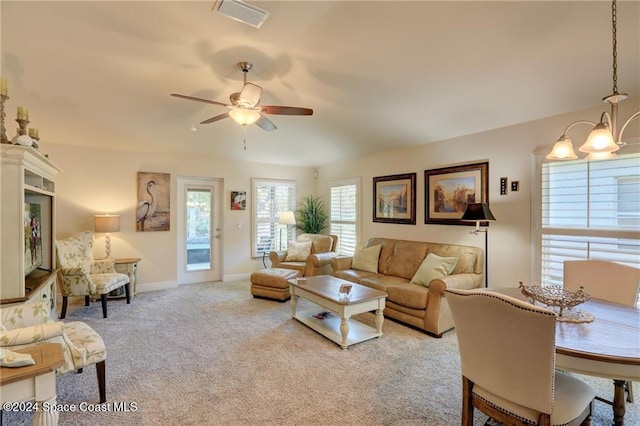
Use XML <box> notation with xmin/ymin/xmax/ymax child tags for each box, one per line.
<box><xmin>373</xmin><ymin>173</ymin><xmax>416</xmax><ymax>225</ymax></box>
<box><xmin>136</xmin><ymin>171</ymin><xmax>170</xmax><ymax>232</ymax></box>
<box><xmin>424</xmin><ymin>161</ymin><xmax>488</xmax><ymax>226</ymax></box>
<box><xmin>231</xmin><ymin>191</ymin><xmax>246</xmax><ymax>210</ymax></box>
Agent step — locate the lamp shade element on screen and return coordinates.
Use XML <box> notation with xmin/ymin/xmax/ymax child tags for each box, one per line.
<box><xmin>579</xmin><ymin>122</ymin><xmax>620</xmax><ymax>154</ymax></box>
<box><xmin>228</xmin><ymin>108</ymin><xmax>261</xmax><ymax>126</ymax></box>
<box><xmin>461</xmin><ymin>203</ymin><xmax>496</xmax><ymax>222</ymax></box>
<box><xmin>94</xmin><ymin>214</ymin><xmax>121</xmax><ymax>233</ymax></box>
<box><xmin>278</xmin><ymin>211</ymin><xmax>296</xmax><ymax>225</ymax></box>
<box><xmin>546</xmin><ymin>136</ymin><xmax>578</xmax><ymax>160</ymax></box>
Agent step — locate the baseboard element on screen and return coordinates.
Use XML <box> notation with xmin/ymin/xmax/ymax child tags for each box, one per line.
<box><xmin>223</xmin><ymin>273</ymin><xmax>251</xmax><ymax>282</ymax></box>
<box><xmin>136</xmin><ymin>281</ymin><xmax>178</xmax><ymax>293</ymax></box>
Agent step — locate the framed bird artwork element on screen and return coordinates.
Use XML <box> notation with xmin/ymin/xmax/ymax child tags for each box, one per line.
<box><xmin>136</xmin><ymin>172</ymin><xmax>170</xmax><ymax>232</ymax></box>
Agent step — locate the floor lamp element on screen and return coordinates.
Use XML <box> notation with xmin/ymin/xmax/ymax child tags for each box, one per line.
<box><xmin>278</xmin><ymin>211</ymin><xmax>296</xmax><ymax>251</ymax></box>
<box><xmin>461</xmin><ymin>203</ymin><xmax>496</xmax><ymax>288</ymax></box>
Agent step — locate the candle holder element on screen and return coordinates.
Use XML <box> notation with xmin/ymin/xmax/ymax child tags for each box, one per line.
<box><xmin>0</xmin><ymin>94</ymin><xmax>9</xmax><ymax>144</ymax></box>
<box><xmin>16</xmin><ymin>118</ymin><xmax>29</xmax><ymax>136</ymax></box>
<box><xmin>30</xmin><ymin>133</ymin><xmax>40</xmax><ymax>150</ymax></box>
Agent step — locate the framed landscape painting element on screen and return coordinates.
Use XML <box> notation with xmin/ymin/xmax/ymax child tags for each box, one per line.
<box><xmin>424</xmin><ymin>161</ymin><xmax>488</xmax><ymax>226</ymax></box>
<box><xmin>373</xmin><ymin>173</ymin><xmax>416</xmax><ymax>225</ymax></box>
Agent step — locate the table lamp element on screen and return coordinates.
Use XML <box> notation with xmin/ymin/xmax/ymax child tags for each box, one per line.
<box><xmin>461</xmin><ymin>203</ymin><xmax>496</xmax><ymax>287</ymax></box>
<box><xmin>94</xmin><ymin>214</ymin><xmax>120</xmax><ymax>258</ymax></box>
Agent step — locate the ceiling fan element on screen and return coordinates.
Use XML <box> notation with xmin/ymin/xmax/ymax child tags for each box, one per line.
<box><xmin>171</xmin><ymin>61</ymin><xmax>313</xmax><ymax>131</ymax></box>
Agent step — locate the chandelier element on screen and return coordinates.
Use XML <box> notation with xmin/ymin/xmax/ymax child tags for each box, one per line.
<box><xmin>546</xmin><ymin>0</ymin><xmax>640</xmax><ymax>161</ymax></box>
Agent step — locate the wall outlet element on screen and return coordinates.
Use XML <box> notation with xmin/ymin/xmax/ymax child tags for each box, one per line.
<box><xmin>500</xmin><ymin>177</ymin><xmax>508</xmax><ymax>195</ymax></box>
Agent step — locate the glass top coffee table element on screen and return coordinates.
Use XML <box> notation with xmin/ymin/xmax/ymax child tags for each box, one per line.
<box><xmin>288</xmin><ymin>275</ymin><xmax>387</xmax><ymax>349</ymax></box>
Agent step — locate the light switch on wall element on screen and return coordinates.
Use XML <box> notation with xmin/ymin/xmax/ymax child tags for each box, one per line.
<box><xmin>511</xmin><ymin>181</ymin><xmax>520</xmax><ymax>192</ymax></box>
<box><xmin>500</xmin><ymin>177</ymin><xmax>508</xmax><ymax>195</ymax></box>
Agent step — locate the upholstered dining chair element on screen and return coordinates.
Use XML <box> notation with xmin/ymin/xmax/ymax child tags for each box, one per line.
<box><xmin>56</xmin><ymin>231</ymin><xmax>130</xmax><ymax>319</ymax></box>
<box><xmin>445</xmin><ymin>288</ymin><xmax>596</xmax><ymax>426</ymax></box>
<box><xmin>0</xmin><ymin>301</ymin><xmax>106</xmax><ymax>403</ymax></box>
<box><xmin>564</xmin><ymin>259</ymin><xmax>640</xmax><ymax>403</ymax></box>
<box><xmin>269</xmin><ymin>233</ymin><xmax>338</xmax><ymax>277</ymax></box>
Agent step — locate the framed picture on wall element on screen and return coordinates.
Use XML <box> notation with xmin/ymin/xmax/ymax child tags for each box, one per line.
<box><xmin>424</xmin><ymin>161</ymin><xmax>488</xmax><ymax>226</ymax></box>
<box><xmin>136</xmin><ymin>171</ymin><xmax>170</xmax><ymax>232</ymax></box>
<box><xmin>230</xmin><ymin>191</ymin><xmax>246</xmax><ymax>210</ymax></box>
<box><xmin>373</xmin><ymin>173</ymin><xmax>416</xmax><ymax>224</ymax></box>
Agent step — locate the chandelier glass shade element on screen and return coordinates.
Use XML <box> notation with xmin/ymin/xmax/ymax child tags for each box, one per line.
<box><xmin>228</xmin><ymin>108</ymin><xmax>261</xmax><ymax>126</ymax></box>
<box><xmin>547</xmin><ymin>0</ymin><xmax>639</xmax><ymax>161</ymax></box>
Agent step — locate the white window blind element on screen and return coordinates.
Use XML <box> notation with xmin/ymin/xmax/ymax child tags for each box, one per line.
<box><xmin>252</xmin><ymin>179</ymin><xmax>296</xmax><ymax>257</ymax></box>
<box><xmin>330</xmin><ymin>179</ymin><xmax>359</xmax><ymax>256</ymax></box>
<box><xmin>540</xmin><ymin>153</ymin><xmax>640</xmax><ymax>286</ymax></box>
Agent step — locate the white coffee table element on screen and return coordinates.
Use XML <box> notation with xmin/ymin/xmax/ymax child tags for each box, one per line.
<box><xmin>289</xmin><ymin>275</ymin><xmax>387</xmax><ymax>349</ymax></box>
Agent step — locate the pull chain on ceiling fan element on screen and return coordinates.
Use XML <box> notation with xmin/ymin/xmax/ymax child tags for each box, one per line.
<box><xmin>171</xmin><ymin>61</ymin><xmax>313</xmax><ymax>134</ymax></box>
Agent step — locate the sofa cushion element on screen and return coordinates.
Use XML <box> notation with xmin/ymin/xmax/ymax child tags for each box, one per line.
<box><xmin>410</xmin><ymin>253</ymin><xmax>458</xmax><ymax>287</ymax></box>
<box><xmin>386</xmin><ymin>240</ymin><xmax>429</xmax><ymax>280</ymax></box>
<box><xmin>427</xmin><ymin>245</ymin><xmax>477</xmax><ymax>274</ymax></box>
<box><xmin>334</xmin><ymin>269</ymin><xmax>378</xmax><ymax>284</ymax></box>
<box><xmin>285</xmin><ymin>241</ymin><xmax>312</xmax><ymax>261</ymax></box>
<box><xmin>359</xmin><ymin>274</ymin><xmax>409</xmax><ymax>292</ymax></box>
<box><xmin>352</xmin><ymin>244</ymin><xmax>382</xmax><ymax>273</ymax></box>
<box><xmin>386</xmin><ymin>283</ymin><xmax>429</xmax><ymax>310</ymax></box>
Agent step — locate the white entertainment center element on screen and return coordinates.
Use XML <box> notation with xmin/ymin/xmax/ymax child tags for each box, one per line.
<box><xmin>1</xmin><ymin>145</ymin><xmax>61</xmax><ymax>314</ymax></box>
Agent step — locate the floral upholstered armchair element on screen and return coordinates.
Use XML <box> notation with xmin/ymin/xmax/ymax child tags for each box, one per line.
<box><xmin>0</xmin><ymin>301</ymin><xmax>107</xmax><ymax>403</ymax></box>
<box><xmin>56</xmin><ymin>231</ymin><xmax>130</xmax><ymax>319</ymax></box>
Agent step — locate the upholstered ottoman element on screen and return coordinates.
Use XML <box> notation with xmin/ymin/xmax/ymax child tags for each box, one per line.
<box><xmin>251</xmin><ymin>268</ymin><xmax>301</xmax><ymax>301</ymax></box>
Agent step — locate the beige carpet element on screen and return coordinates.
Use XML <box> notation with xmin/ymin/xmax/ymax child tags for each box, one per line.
<box><xmin>3</xmin><ymin>280</ymin><xmax>637</xmax><ymax>426</ymax></box>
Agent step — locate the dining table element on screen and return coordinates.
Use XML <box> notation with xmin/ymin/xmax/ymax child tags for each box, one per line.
<box><xmin>493</xmin><ymin>288</ymin><xmax>640</xmax><ymax>426</ymax></box>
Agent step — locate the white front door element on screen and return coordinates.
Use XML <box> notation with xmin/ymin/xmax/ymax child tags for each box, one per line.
<box><xmin>177</xmin><ymin>177</ymin><xmax>222</xmax><ymax>284</ymax></box>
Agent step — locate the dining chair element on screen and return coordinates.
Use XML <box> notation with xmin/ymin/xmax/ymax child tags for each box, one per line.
<box><xmin>564</xmin><ymin>260</ymin><xmax>640</xmax><ymax>403</ymax></box>
<box><xmin>445</xmin><ymin>288</ymin><xmax>596</xmax><ymax>426</ymax></box>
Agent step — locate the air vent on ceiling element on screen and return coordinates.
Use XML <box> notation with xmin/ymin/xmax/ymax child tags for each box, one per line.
<box><xmin>212</xmin><ymin>0</ymin><xmax>270</xmax><ymax>29</ymax></box>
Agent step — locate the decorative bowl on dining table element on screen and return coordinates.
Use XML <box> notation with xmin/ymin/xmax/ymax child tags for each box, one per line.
<box><xmin>518</xmin><ymin>282</ymin><xmax>593</xmax><ymax>323</ymax></box>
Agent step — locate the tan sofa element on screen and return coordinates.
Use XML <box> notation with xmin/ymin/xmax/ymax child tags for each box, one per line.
<box><xmin>269</xmin><ymin>233</ymin><xmax>338</xmax><ymax>277</ymax></box>
<box><xmin>331</xmin><ymin>237</ymin><xmax>483</xmax><ymax>337</ymax></box>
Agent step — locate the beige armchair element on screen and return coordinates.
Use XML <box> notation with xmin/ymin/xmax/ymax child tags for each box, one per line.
<box><xmin>0</xmin><ymin>301</ymin><xmax>106</xmax><ymax>403</ymax></box>
<box><xmin>269</xmin><ymin>233</ymin><xmax>338</xmax><ymax>277</ymax></box>
<box><xmin>56</xmin><ymin>231</ymin><xmax>130</xmax><ymax>319</ymax></box>
<box><xmin>564</xmin><ymin>260</ymin><xmax>640</xmax><ymax>403</ymax></box>
<box><xmin>445</xmin><ymin>288</ymin><xmax>595</xmax><ymax>426</ymax></box>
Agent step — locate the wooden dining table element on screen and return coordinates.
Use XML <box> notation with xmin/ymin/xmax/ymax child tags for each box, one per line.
<box><xmin>494</xmin><ymin>288</ymin><xmax>640</xmax><ymax>425</ymax></box>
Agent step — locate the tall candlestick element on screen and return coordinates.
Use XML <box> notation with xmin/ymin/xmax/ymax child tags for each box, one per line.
<box><xmin>28</xmin><ymin>128</ymin><xmax>39</xmax><ymax>139</ymax></box>
<box><xmin>17</xmin><ymin>106</ymin><xmax>28</xmax><ymax>120</ymax></box>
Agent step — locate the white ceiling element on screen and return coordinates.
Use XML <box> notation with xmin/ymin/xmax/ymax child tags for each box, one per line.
<box><xmin>1</xmin><ymin>1</ymin><xmax>639</xmax><ymax>167</ymax></box>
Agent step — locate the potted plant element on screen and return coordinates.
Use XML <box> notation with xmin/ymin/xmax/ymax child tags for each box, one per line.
<box><xmin>295</xmin><ymin>195</ymin><xmax>328</xmax><ymax>234</ymax></box>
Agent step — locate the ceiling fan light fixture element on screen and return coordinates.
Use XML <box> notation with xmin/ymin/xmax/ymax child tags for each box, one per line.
<box><xmin>229</xmin><ymin>108</ymin><xmax>261</xmax><ymax>126</ymax></box>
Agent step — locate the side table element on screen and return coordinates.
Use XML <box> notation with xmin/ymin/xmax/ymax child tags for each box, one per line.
<box><xmin>0</xmin><ymin>343</ymin><xmax>65</xmax><ymax>426</ymax></box>
<box><xmin>108</xmin><ymin>257</ymin><xmax>141</xmax><ymax>299</ymax></box>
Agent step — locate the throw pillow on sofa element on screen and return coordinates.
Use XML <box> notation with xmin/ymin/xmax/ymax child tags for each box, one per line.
<box><xmin>285</xmin><ymin>241</ymin><xmax>313</xmax><ymax>262</ymax></box>
<box><xmin>410</xmin><ymin>253</ymin><xmax>458</xmax><ymax>287</ymax></box>
<box><xmin>351</xmin><ymin>244</ymin><xmax>382</xmax><ymax>273</ymax></box>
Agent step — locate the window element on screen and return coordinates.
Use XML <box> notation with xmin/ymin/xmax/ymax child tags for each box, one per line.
<box><xmin>252</xmin><ymin>179</ymin><xmax>296</xmax><ymax>258</ymax></box>
<box><xmin>537</xmin><ymin>153</ymin><xmax>640</xmax><ymax>286</ymax></box>
<box><xmin>329</xmin><ymin>178</ymin><xmax>360</xmax><ymax>256</ymax></box>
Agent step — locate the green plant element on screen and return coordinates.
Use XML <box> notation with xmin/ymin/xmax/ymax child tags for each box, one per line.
<box><xmin>295</xmin><ymin>195</ymin><xmax>328</xmax><ymax>234</ymax></box>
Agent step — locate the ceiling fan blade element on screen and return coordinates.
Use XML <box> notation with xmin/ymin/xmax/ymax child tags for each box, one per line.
<box><xmin>255</xmin><ymin>115</ymin><xmax>277</xmax><ymax>131</ymax></box>
<box><xmin>200</xmin><ymin>113</ymin><xmax>230</xmax><ymax>125</ymax></box>
<box><xmin>260</xmin><ymin>105</ymin><xmax>313</xmax><ymax>116</ymax></box>
<box><xmin>239</xmin><ymin>83</ymin><xmax>262</xmax><ymax>108</ymax></box>
<box><xmin>171</xmin><ymin>93</ymin><xmax>229</xmax><ymax>107</ymax></box>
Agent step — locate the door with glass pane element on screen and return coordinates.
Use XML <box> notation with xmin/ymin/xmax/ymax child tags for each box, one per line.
<box><xmin>177</xmin><ymin>177</ymin><xmax>222</xmax><ymax>284</ymax></box>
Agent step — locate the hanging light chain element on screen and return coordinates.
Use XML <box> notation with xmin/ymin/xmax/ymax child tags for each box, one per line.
<box><xmin>611</xmin><ymin>0</ymin><xmax>618</xmax><ymax>94</ymax></box>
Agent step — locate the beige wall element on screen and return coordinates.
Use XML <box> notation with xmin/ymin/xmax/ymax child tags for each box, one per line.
<box><xmin>44</xmin><ymin>144</ymin><xmax>315</xmax><ymax>289</ymax></box>
<box><xmin>43</xmin><ymin>98</ymin><xmax>639</xmax><ymax>290</ymax></box>
<box><xmin>315</xmin><ymin>98</ymin><xmax>640</xmax><ymax>288</ymax></box>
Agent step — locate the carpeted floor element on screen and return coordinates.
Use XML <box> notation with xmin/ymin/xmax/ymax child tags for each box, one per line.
<box><xmin>3</xmin><ymin>280</ymin><xmax>637</xmax><ymax>425</ymax></box>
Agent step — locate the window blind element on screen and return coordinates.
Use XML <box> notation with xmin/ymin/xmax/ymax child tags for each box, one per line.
<box><xmin>252</xmin><ymin>179</ymin><xmax>296</xmax><ymax>257</ymax></box>
<box><xmin>540</xmin><ymin>153</ymin><xmax>640</xmax><ymax>286</ymax></box>
<box><xmin>330</xmin><ymin>181</ymin><xmax>358</xmax><ymax>256</ymax></box>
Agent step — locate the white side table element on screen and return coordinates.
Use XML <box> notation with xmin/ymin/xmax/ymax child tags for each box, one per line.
<box><xmin>108</xmin><ymin>258</ymin><xmax>141</xmax><ymax>299</ymax></box>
